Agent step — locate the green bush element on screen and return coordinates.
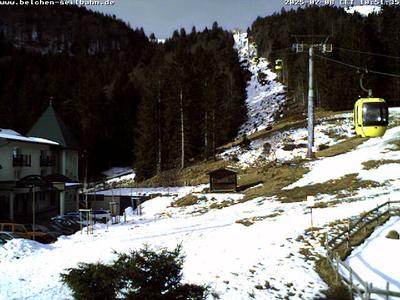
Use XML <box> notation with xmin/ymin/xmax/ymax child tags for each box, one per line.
<box><xmin>386</xmin><ymin>230</ymin><xmax>400</xmax><ymax>239</ymax></box>
<box><xmin>60</xmin><ymin>262</ymin><xmax>121</xmax><ymax>300</ymax></box>
<box><xmin>61</xmin><ymin>245</ymin><xmax>207</xmax><ymax>300</ymax></box>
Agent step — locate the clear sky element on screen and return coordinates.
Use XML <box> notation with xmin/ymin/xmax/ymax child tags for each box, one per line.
<box><xmin>86</xmin><ymin>0</ymin><xmax>285</xmax><ymax>39</ymax></box>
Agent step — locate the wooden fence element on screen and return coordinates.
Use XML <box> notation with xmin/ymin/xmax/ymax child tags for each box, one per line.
<box><xmin>325</xmin><ymin>200</ymin><xmax>400</xmax><ymax>299</ymax></box>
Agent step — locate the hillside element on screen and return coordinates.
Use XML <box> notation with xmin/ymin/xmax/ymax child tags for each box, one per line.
<box><xmin>250</xmin><ymin>5</ymin><xmax>400</xmax><ymax>111</ymax></box>
<box><xmin>0</xmin><ymin>6</ymin><xmax>247</xmax><ymax>178</ymax></box>
<box><xmin>2</xmin><ymin>108</ymin><xmax>400</xmax><ymax>299</ymax></box>
<box><xmin>233</xmin><ymin>31</ymin><xmax>286</xmax><ymax>137</ymax></box>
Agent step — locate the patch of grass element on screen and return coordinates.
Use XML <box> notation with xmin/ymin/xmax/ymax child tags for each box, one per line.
<box><xmin>173</xmin><ymin>194</ymin><xmax>199</xmax><ymax>207</ymax></box>
<box><xmin>235</xmin><ymin>213</ymin><xmax>281</xmax><ymax>226</ymax></box>
<box><xmin>389</xmin><ymin>139</ymin><xmax>400</xmax><ymax>151</ymax></box>
<box><xmin>243</xmin><ymin>163</ymin><xmax>309</xmax><ymax>201</ymax></box>
<box><xmin>133</xmin><ymin>159</ymin><xmax>230</xmax><ymax>188</ymax></box>
<box><xmin>299</xmin><ymin>247</ymin><xmax>316</xmax><ymax>261</ymax></box>
<box><xmin>362</xmin><ymin>159</ymin><xmax>400</xmax><ymax>170</ymax></box>
<box><xmin>335</xmin><ymin>213</ymin><xmax>391</xmax><ymax>259</ymax></box>
<box><xmin>314</xmin><ymin>257</ymin><xmax>352</xmax><ymax>300</ymax></box>
<box><xmin>210</xmin><ymin>200</ymin><xmax>235</xmax><ymax>210</ymax></box>
<box><xmin>277</xmin><ymin>174</ymin><xmax>381</xmax><ymax>203</ymax></box>
<box><xmin>317</xmin><ymin>137</ymin><xmax>368</xmax><ymax>158</ymax></box>
<box><xmin>235</xmin><ymin>219</ymin><xmax>254</xmax><ymax>227</ymax></box>
<box><xmin>218</xmin><ymin>109</ymin><xmax>348</xmax><ymax>151</ymax></box>
<box><xmin>313</xmin><ymin>200</ymin><xmax>343</xmax><ymax>209</ymax></box>
<box><xmin>386</xmin><ymin>230</ymin><xmax>399</xmax><ymax>239</ymax></box>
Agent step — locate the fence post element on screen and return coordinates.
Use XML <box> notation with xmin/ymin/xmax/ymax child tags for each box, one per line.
<box><xmin>335</xmin><ymin>253</ymin><xmax>339</xmax><ymax>281</ymax></box>
<box><xmin>349</xmin><ymin>267</ymin><xmax>353</xmax><ymax>300</ymax></box>
<box><xmin>364</xmin><ymin>281</ymin><xmax>369</xmax><ymax>300</ymax></box>
<box><xmin>386</xmin><ymin>281</ymin><xmax>389</xmax><ymax>300</ymax></box>
<box><xmin>347</xmin><ymin>218</ymin><xmax>351</xmax><ymax>248</ymax></box>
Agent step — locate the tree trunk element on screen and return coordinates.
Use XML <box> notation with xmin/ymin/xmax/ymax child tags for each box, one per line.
<box><xmin>212</xmin><ymin>109</ymin><xmax>216</xmax><ymax>160</ymax></box>
<box><xmin>156</xmin><ymin>80</ymin><xmax>162</xmax><ymax>174</ymax></box>
<box><xmin>180</xmin><ymin>89</ymin><xmax>185</xmax><ymax>169</ymax></box>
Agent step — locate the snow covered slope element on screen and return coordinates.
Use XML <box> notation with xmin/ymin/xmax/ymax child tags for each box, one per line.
<box><xmin>221</xmin><ymin>112</ymin><xmax>354</xmax><ymax>167</ymax></box>
<box><xmin>233</xmin><ymin>31</ymin><xmax>286</xmax><ymax>136</ymax></box>
<box><xmin>2</xmin><ymin>110</ymin><xmax>400</xmax><ymax>299</ymax></box>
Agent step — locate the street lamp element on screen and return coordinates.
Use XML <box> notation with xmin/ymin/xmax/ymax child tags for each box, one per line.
<box><xmin>29</xmin><ymin>185</ymin><xmax>36</xmax><ymax>241</ymax></box>
<box><xmin>16</xmin><ymin>175</ymin><xmax>48</xmax><ymax>242</ymax></box>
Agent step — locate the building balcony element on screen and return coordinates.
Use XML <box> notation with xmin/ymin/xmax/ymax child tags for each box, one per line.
<box><xmin>40</xmin><ymin>155</ymin><xmax>55</xmax><ymax>167</ymax></box>
<box><xmin>13</xmin><ymin>154</ymin><xmax>31</xmax><ymax>167</ymax></box>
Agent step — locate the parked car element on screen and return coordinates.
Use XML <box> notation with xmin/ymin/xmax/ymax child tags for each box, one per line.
<box><xmin>66</xmin><ymin>210</ymin><xmax>111</xmax><ymax>224</ymax></box>
<box><xmin>63</xmin><ymin>214</ymin><xmax>88</xmax><ymax>226</ymax></box>
<box><xmin>24</xmin><ymin>224</ymin><xmax>60</xmax><ymax>241</ymax></box>
<box><xmin>93</xmin><ymin>210</ymin><xmax>111</xmax><ymax>223</ymax></box>
<box><xmin>0</xmin><ymin>223</ymin><xmax>53</xmax><ymax>243</ymax></box>
<box><xmin>0</xmin><ymin>223</ymin><xmax>31</xmax><ymax>239</ymax></box>
<box><xmin>50</xmin><ymin>217</ymin><xmax>80</xmax><ymax>232</ymax></box>
<box><xmin>42</xmin><ymin>222</ymin><xmax>75</xmax><ymax>236</ymax></box>
<box><xmin>0</xmin><ymin>231</ymin><xmax>23</xmax><ymax>241</ymax></box>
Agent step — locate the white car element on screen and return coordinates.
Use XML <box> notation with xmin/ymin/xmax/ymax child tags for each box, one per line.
<box><xmin>66</xmin><ymin>210</ymin><xmax>111</xmax><ymax>224</ymax></box>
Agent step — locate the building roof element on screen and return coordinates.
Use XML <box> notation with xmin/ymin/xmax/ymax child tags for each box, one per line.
<box><xmin>0</xmin><ymin>128</ymin><xmax>59</xmax><ymax>146</ymax></box>
<box><xmin>27</xmin><ymin>103</ymin><xmax>79</xmax><ymax>149</ymax></box>
<box><xmin>208</xmin><ymin>168</ymin><xmax>238</xmax><ymax>175</ymax></box>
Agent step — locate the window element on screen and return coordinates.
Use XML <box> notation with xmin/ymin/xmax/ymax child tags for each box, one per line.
<box><xmin>362</xmin><ymin>102</ymin><xmax>389</xmax><ymax>126</ymax></box>
<box><xmin>12</xmin><ymin>147</ymin><xmax>20</xmax><ymax>158</ymax></box>
<box><xmin>2</xmin><ymin>225</ymin><xmax>12</xmax><ymax>232</ymax></box>
<box><xmin>15</xmin><ymin>225</ymin><xmax>25</xmax><ymax>233</ymax></box>
<box><xmin>12</xmin><ymin>148</ymin><xmax>31</xmax><ymax>167</ymax></box>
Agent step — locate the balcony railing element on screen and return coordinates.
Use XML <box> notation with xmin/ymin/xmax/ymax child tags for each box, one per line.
<box><xmin>40</xmin><ymin>155</ymin><xmax>55</xmax><ymax>167</ymax></box>
<box><xmin>13</xmin><ymin>154</ymin><xmax>31</xmax><ymax>167</ymax></box>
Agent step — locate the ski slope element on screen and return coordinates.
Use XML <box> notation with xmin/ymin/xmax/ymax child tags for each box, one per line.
<box><xmin>233</xmin><ymin>31</ymin><xmax>286</xmax><ymax>137</ymax></box>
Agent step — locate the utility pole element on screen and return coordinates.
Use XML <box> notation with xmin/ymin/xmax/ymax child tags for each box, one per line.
<box><xmin>292</xmin><ymin>35</ymin><xmax>332</xmax><ymax>158</ymax></box>
<box><xmin>308</xmin><ymin>46</ymin><xmax>314</xmax><ymax>158</ymax></box>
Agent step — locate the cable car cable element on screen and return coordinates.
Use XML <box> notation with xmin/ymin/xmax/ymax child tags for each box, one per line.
<box><xmin>314</xmin><ymin>54</ymin><xmax>400</xmax><ymax>78</ymax></box>
<box><xmin>268</xmin><ymin>47</ymin><xmax>292</xmax><ymax>55</ymax></box>
<box><xmin>335</xmin><ymin>47</ymin><xmax>400</xmax><ymax>60</ymax></box>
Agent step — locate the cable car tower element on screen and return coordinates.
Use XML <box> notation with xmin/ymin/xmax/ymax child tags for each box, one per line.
<box><xmin>292</xmin><ymin>35</ymin><xmax>332</xmax><ymax>158</ymax></box>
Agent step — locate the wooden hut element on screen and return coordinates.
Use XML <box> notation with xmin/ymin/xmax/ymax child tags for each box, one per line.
<box><xmin>208</xmin><ymin>168</ymin><xmax>238</xmax><ymax>192</ymax></box>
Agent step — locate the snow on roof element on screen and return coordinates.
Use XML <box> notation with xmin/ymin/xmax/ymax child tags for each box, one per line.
<box><xmin>102</xmin><ymin>167</ymin><xmax>133</xmax><ymax>178</ymax></box>
<box><xmin>0</xmin><ymin>128</ymin><xmax>59</xmax><ymax>146</ymax></box>
<box><xmin>345</xmin><ymin>5</ymin><xmax>381</xmax><ymax>16</ymax></box>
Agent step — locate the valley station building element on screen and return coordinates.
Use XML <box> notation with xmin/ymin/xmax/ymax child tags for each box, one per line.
<box><xmin>0</xmin><ymin>102</ymin><xmax>80</xmax><ymax>222</ymax></box>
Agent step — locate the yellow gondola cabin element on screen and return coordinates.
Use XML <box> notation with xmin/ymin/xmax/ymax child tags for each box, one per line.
<box><xmin>275</xmin><ymin>59</ymin><xmax>283</xmax><ymax>71</ymax></box>
<box><xmin>353</xmin><ymin>98</ymin><xmax>388</xmax><ymax>138</ymax></box>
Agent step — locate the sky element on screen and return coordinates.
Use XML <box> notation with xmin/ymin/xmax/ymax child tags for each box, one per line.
<box><xmin>86</xmin><ymin>0</ymin><xmax>285</xmax><ymax>39</ymax></box>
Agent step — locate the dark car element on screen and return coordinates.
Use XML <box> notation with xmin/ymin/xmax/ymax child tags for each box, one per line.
<box><xmin>50</xmin><ymin>217</ymin><xmax>80</xmax><ymax>232</ymax></box>
<box><xmin>43</xmin><ymin>222</ymin><xmax>74</xmax><ymax>236</ymax></box>
<box><xmin>0</xmin><ymin>231</ymin><xmax>23</xmax><ymax>241</ymax></box>
<box><xmin>24</xmin><ymin>224</ymin><xmax>59</xmax><ymax>242</ymax></box>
